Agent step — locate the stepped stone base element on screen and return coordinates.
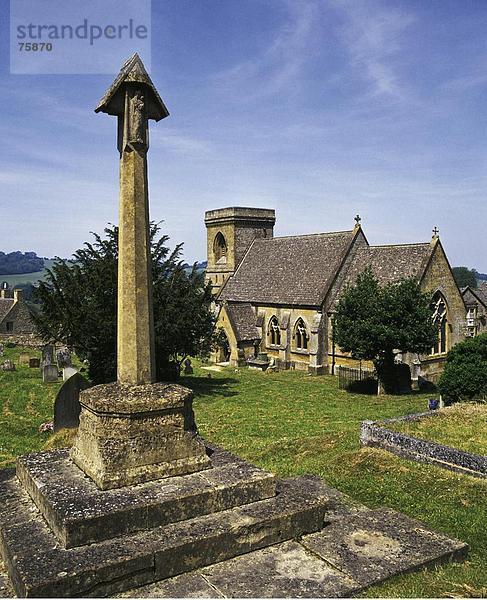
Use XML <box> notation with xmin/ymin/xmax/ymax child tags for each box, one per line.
<box><xmin>17</xmin><ymin>447</ymin><xmax>276</xmax><ymax>548</ymax></box>
<box><xmin>0</xmin><ymin>447</ymin><xmax>468</xmax><ymax>598</ymax></box>
<box><xmin>70</xmin><ymin>382</ymin><xmax>211</xmax><ymax>490</ymax></box>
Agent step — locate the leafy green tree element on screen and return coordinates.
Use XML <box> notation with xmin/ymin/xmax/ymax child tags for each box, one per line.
<box><xmin>33</xmin><ymin>224</ymin><xmax>219</xmax><ymax>384</ymax></box>
<box><xmin>452</xmin><ymin>266</ymin><xmax>478</xmax><ymax>289</ymax></box>
<box><xmin>438</xmin><ymin>334</ymin><xmax>487</xmax><ymax>402</ymax></box>
<box><xmin>333</xmin><ymin>269</ymin><xmax>438</xmax><ymax>394</ymax></box>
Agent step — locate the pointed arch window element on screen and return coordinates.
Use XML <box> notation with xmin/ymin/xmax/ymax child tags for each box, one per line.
<box><xmin>430</xmin><ymin>292</ymin><xmax>448</xmax><ymax>355</ymax></box>
<box><xmin>268</xmin><ymin>316</ymin><xmax>281</xmax><ymax>346</ymax></box>
<box><xmin>213</xmin><ymin>232</ymin><xmax>228</xmax><ymax>264</ymax></box>
<box><xmin>293</xmin><ymin>318</ymin><xmax>309</xmax><ymax>350</ymax></box>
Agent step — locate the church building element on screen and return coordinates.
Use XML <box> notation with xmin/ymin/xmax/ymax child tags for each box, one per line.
<box><xmin>205</xmin><ymin>207</ymin><xmax>467</xmax><ymax>383</ymax></box>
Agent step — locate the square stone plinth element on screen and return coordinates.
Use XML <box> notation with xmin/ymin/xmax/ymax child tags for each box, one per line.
<box><xmin>70</xmin><ymin>382</ymin><xmax>211</xmax><ymax>489</ymax></box>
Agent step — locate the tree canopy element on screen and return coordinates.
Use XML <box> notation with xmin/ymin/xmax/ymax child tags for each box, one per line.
<box><xmin>438</xmin><ymin>333</ymin><xmax>487</xmax><ymax>403</ymax></box>
<box><xmin>0</xmin><ymin>251</ymin><xmax>44</xmax><ymax>275</ymax></box>
<box><xmin>33</xmin><ymin>224</ymin><xmax>219</xmax><ymax>384</ymax></box>
<box><xmin>333</xmin><ymin>269</ymin><xmax>438</xmax><ymax>393</ymax></box>
<box><xmin>452</xmin><ymin>266</ymin><xmax>478</xmax><ymax>289</ymax></box>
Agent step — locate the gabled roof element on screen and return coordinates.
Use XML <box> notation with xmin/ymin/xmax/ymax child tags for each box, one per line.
<box><xmin>338</xmin><ymin>243</ymin><xmax>434</xmax><ymax>293</ymax></box>
<box><xmin>226</xmin><ymin>303</ymin><xmax>260</xmax><ymax>342</ymax></box>
<box><xmin>462</xmin><ymin>284</ymin><xmax>487</xmax><ymax>308</ymax></box>
<box><xmin>219</xmin><ymin>230</ymin><xmax>356</xmax><ymax>307</ymax></box>
<box><xmin>0</xmin><ymin>298</ymin><xmax>14</xmax><ymax>323</ymax></box>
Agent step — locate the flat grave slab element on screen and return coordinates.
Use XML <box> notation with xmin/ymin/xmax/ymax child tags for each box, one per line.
<box><xmin>17</xmin><ymin>447</ymin><xmax>276</xmax><ymax>548</ymax></box>
<box><xmin>301</xmin><ymin>507</ymin><xmax>468</xmax><ymax>587</ymax></box>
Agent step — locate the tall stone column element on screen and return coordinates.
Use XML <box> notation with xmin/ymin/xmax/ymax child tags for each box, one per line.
<box><xmin>70</xmin><ymin>54</ymin><xmax>211</xmax><ymax>489</ymax></box>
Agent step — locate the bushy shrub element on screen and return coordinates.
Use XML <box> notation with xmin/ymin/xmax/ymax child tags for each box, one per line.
<box><xmin>438</xmin><ymin>334</ymin><xmax>487</xmax><ymax>402</ymax></box>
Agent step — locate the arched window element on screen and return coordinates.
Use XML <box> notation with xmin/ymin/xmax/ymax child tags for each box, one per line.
<box><xmin>293</xmin><ymin>318</ymin><xmax>309</xmax><ymax>350</ymax></box>
<box><xmin>430</xmin><ymin>292</ymin><xmax>448</xmax><ymax>355</ymax></box>
<box><xmin>268</xmin><ymin>316</ymin><xmax>281</xmax><ymax>346</ymax></box>
<box><xmin>213</xmin><ymin>232</ymin><xmax>227</xmax><ymax>264</ymax></box>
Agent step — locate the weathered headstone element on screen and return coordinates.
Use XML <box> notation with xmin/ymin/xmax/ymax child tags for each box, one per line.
<box><xmin>63</xmin><ymin>366</ymin><xmax>78</xmax><ymax>381</ymax></box>
<box><xmin>1</xmin><ymin>360</ymin><xmax>16</xmax><ymax>372</ymax></box>
<box><xmin>54</xmin><ymin>373</ymin><xmax>91</xmax><ymax>432</ymax></box>
<box><xmin>42</xmin><ymin>365</ymin><xmax>58</xmax><ymax>383</ymax></box>
<box><xmin>29</xmin><ymin>357</ymin><xmax>40</xmax><ymax>368</ymax></box>
<box><xmin>183</xmin><ymin>358</ymin><xmax>193</xmax><ymax>375</ymax></box>
<box><xmin>41</xmin><ymin>345</ymin><xmax>54</xmax><ymax>367</ymax></box>
<box><xmin>19</xmin><ymin>353</ymin><xmax>30</xmax><ymax>366</ymax></box>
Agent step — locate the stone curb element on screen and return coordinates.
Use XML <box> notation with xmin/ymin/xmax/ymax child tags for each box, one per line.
<box><xmin>360</xmin><ymin>413</ymin><xmax>487</xmax><ymax>478</ymax></box>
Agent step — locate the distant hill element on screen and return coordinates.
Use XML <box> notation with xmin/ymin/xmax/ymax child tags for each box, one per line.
<box><xmin>0</xmin><ymin>251</ymin><xmax>44</xmax><ymax>276</ymax></box>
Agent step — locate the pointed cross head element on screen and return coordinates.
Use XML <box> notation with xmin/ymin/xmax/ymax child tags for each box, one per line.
<box><xmin>432</xmin><ymin>226</ymin><xmax>440</xmax><ymax>237</ymax></box>
<box><xmin>95</xmin><ymin>53</ymin><xmax>169</xmax><ymax>122</ymax></box>
<box><xmin>354</xmin><ymin>214</ymin><xmax>361</xmax><ymax>225</ymax></box>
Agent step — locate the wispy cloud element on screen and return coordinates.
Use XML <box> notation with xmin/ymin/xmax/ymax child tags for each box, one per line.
<box><xmin>332</xmin><ymin>0</ymin><xmax>415</xmax><ymax>100</ymax></box>
<box><xmin>211</xmin><ymin>0</ymin><xmax>319</xmax><ymax>100</ymax></box>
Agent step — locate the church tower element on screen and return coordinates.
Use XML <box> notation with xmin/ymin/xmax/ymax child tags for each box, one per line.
<box><xmin>205</xmin><ymin>207</ymin><xmax>276</xmax><ymax>296</ymax></box>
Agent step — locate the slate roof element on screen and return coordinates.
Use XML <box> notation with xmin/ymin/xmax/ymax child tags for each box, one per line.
<box><xmin>0</xmin><ymin>298</ymin><xmax>14</xmax><ymax>323</ymax></box>
<box><xmin>462</xmin><ymin>283</ymin><xmax>487</xmax><ymax>308</ymax></box>
<box><xmin>226</xmin><ymin>303</ymin><xmax>260</xmax><ymax>342</ymax></box>
<box><xmin>219</xmin><ymin>231</ymin><xmax>355</xmax><ymax>307</ymax></box>
<box><xmin>338</xmin><ymin>243</ymin><xmax>433</xmax><ymax>293</ymax></box>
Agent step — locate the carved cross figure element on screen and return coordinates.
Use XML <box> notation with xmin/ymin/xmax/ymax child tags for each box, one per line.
<box><xmin>354</xmin><ymin>214</ymin><xmax>361</xmax><ymax>225</ymax></box>
<box><xmin>432</xmin><ymin>226</ymin><xmax>440</xmax><ymax>238</ymax></box>
<box><xmin>129</xmin><ymin>89</ymin><xmax>147</xmax><ymax>146</ymax></box>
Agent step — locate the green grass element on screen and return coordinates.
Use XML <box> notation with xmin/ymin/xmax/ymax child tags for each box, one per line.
<box><xmin>0</xmin><ymin>345</ymin><xmax>62</xmax><ymax>468</ymax></box>
<box><xmin>183</xmin><ymin>362</ymin><xmax>487</xmax><ymax>598</ymax></box>
<box><xmin>0</xmin><ymin>259</ymin><xmax>57</xmax><ymax>287</ymax></box>
<box><xmin>385</xmin><ymin>403</ymin><xmax>487</xmax><ymax>456</ymax></box>
<box><xmin>1</xmin><ymin>352</ymin><xmax>486</xmax><ymax>597</ymax></box>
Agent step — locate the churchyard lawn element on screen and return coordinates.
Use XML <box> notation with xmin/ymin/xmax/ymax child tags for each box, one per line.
<box><xmin>384</xmin><ymin>403</ymin><xmax>487</xmax><ymax>456</ymax></box>
<box><xmin>0</xmin><ymin>349</ymin><xmax>485</xmax><ymax>597</ymax></box>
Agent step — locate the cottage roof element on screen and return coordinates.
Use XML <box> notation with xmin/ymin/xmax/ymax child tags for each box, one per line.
<box><xmin>225</xmin><ymin>303</ymin><xmax>260</xmax><ymax>342</ymax></box>
<box><xmin>219</xmin><ymin>230</ymin><xmax>355</xmax><ymax>307</ymax></box>
<box><xmin>462</xmin><ymin>283</ymin><xmax>487</xmax><ymax>309</ymax></box>
<box><xmin>0</xmin><ymin>298</ymin><xmax>14</xmax><ymax>323</ymax></box>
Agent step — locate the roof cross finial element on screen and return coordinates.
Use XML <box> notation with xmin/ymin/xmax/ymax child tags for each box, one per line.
<box><xmin>354</xmin><ymin>214</ymin><xmax>361</xmax><ymax>226</ymax></box>
<box><xmin>432</xmin><ymin>226</ymin><xmax>439</xmax><ymax>238</ymax></box>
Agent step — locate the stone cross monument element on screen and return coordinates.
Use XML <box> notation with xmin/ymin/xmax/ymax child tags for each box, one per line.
<box><xmin>95</xmin><ymin>53</ymin><xmax>168</xmax><ymax>385</ymax></box>
<box><xmin>70</xmin><ymin>55</ymin><xmax>211</xmax><ymax>489</ymax></box>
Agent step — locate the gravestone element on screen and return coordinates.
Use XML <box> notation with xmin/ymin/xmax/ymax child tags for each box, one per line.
<box><xmin>54</xmin><ymin>373</ymin><xmax>91</xmax><ymax>432</ymax></box>
<box><xmin>29</xmin><ymin>357</ymin><xmax>40</xmax><ymax>368</ymax></box>
<box><xmin>1</xmin><ymin>360</ymin><xmax>16</xmax><ymax>372</ymax></box>
<box><xmin>183</xmin><ymin>358</ymin><xmax>193</xmax><ymax>375</ymax></box>
<box><xmin>19</xmin><ymin>353</ymin><xmax>30</xmax><ymax>366</ymax></box>
<box><xmin>42</xmin><ymin>365</ymin><xmax>58</xmax><ymax>383</ymax></box>
<box><xmin>41</xmin><ymin>345</ymin><xmax>55</xmax><ymax>367</ymax></box>
<box><xmin>63</xmin><ymin>366</ymin><xmax>78</xmax><ymax>381</ymax></box>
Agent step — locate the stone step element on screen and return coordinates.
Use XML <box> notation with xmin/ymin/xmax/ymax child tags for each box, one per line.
<box><xmin>0</xmin><ymin>472</ymin><xmax>330</xmax><ymax>598</ymax></box>
<box><xmin>16</xmin><ymin>447</ymin><xmax>276</xmax><ymax>548</ymax></box>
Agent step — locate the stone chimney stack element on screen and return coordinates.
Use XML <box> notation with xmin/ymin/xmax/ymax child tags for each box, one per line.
<box><xmin>0</xmin><ymin>289</ymin><xmax>12</xmax><ymax>299</ymax></box>
<box><xmin>13</xmin><ymin>289</ymin><xmax>23</xmax><ymax>303</ymax></box>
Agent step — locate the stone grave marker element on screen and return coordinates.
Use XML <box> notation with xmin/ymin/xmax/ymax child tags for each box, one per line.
<box><xmin>1</xmin><ymin>360</ymin><xmax>16</xmax><ymax>372</ymax></box>
<box><xmin>63</xmin><ymin>366</ymin><xmax>78</xmax><ymax>381</ymax></box>
<box><xmin>54</xmin><ymin>373</ymin><xmax>91</xmax><ymax>432</ymax></box>
<box><xmin>57</xmin><ymin>347</ymin><xmax>72</xmax><ymax>369</ymax></box>
<box><xmin>19</xmin><ymin>352</ymin><xmax>30</xmax><ymax>366</ymax></box>
<box><xmin>42</xmin><ymin>365</ymin><xmax>59</xmax><ymax>383</ymax></box>
<box><xmin>41</xmin><ymin>345</ymin><xmax>55</xmax><ymax>367</ymax></box>
<box><xmin>29</xmin><ymin>357</ymin><xmax>40</xmax><ymax>368</ymax></box>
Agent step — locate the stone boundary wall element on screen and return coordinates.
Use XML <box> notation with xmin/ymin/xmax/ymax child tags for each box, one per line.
<box><xmin>360</xmin><ymin>412</ymin><xmax>487</xmax><ymax>479</ymax></box>
<box><xmin>0</xmin><ymin>334</ymin><xmax>44</xmax><ymax>348</ymax></box>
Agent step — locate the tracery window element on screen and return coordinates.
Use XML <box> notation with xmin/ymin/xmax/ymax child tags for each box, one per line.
<box><xmin>213</xmin><ymin>232</ymin><xmax>227</xmax><ymax>264</ymax></box>
<box><xmin>430</xmin><ymin>293</ymin><xmax>448</xmax><ymax>355</ymax></box>
<box><xmin>293</xmin><ymin>318</ymin><xmax>309</xmax><ymax>350</ymax></box>
<box><xmin>268</xmin><ymin>316</ymin><xmax>281</xmax><ymax>346</ymax></box>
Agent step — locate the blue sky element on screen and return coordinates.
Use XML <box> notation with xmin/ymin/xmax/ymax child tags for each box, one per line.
<box><xmin>1</xmin><ymin>0</ymin><xmax>486</xmax><ymax>270</ymax></box>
